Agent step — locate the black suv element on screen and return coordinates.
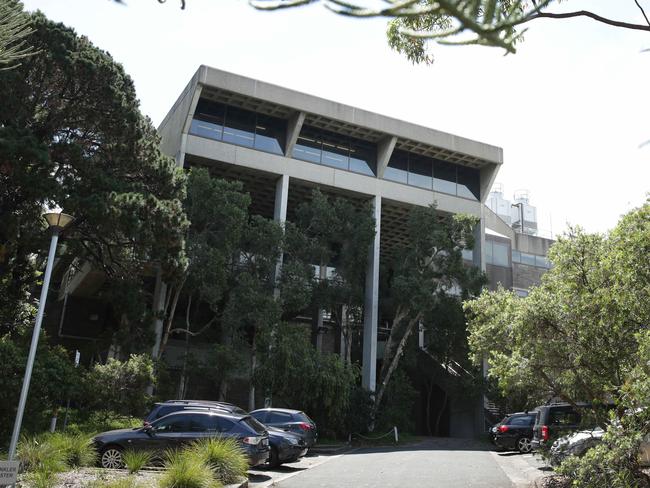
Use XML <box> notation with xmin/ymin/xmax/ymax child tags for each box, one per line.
<box><xmin>491</xmin><ymin>412</ymin><xmax>536</xmax><ymax>453</ymax></box>
<box><xmin>93</xmin><ymin>410</ymin><xmax>269</xmax><ymax>468</ymax></box>
<box><xmin>250</xmin><ymin>408</ymin><xmax>318</xmax><ymax>448</ymax></box>
<box><xmin>531</xmin><ymin>403</ymin><xmax>584</xmax><ymax>450</ymax></box>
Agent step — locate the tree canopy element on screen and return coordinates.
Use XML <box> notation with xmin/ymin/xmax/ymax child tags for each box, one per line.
<box><xmin>0</xmin><ymin>10</ymin><xmax>187</xmax><ymax>336</ymax></box>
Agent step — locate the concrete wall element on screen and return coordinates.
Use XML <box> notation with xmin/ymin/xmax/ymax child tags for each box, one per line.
<box><xmin>514</xmin><ymin>233</ymin><xmax>554</xmax><ymax>256</ymax></box>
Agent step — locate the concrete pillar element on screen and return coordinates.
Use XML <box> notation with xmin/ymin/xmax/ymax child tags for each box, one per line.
<box><xmin>285</xmin><ymin>111</ymin><xmax>305</xmax><ymax>158</ymax></box>
<box><xmin>376</xmin><ymin>136</ymin><xmax>397</xmax><ymax>178</ymax></box>
<box><xmin>362</xmin><ymin>195</ymin><xmax>381</xmax><ymax>391</ymax></box>
<box><xmin>273</xmin><ymin>175</ymin><xmax>289</xmax><ymax>294</ymax></box>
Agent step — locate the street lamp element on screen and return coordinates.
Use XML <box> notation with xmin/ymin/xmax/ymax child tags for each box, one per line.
<box><xmin>7</xmin><ymin>212</ymin><xmax>74</xmax><ymax>461</ymax></box>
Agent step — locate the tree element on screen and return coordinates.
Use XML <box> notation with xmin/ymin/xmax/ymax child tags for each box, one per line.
<box><xmin>374</xmin><ymin>204</ymin><xmax>484</xmax><ymax>418</ymax></box>
<box><xmin>466</xmin><ymin>198</ymin><xmax>649</xmax><ymax>426</ymax></box>
<box><xmin>248</xmin><ymin>0</ymin><xmax>650</xmax><ymax>64</ymax></box>
<box><xmin>0</xmin><ymin>0</ymin><xmax>35</xmax><ymax>69</ymax></box>
<box><xmin>287</xmin><ymin>189</ymin><xmax>375</xmax><ymax>356</ymax></box>
<box><xmin>0</xmin><ymin>11</ymin><xmax>188</xmax><ymax>342</ymax></box>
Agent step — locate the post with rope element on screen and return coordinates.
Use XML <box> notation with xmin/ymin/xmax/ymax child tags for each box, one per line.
<box><xmin>393</xmin><ymin>426</ymin><xmax>399</xmax><ymax>444</ymax></box>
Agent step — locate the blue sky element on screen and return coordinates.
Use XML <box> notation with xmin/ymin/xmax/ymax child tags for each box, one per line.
<box><xmin>22</xmin><ymin>0</ymin><xmax>650</xmax><ymax>236</ymax></box>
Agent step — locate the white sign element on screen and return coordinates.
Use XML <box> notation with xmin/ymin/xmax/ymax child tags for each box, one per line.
<box><xmin>0</xmin><ymin>461</ymin><xmax>19</xmax><ymax>485</ymax></box>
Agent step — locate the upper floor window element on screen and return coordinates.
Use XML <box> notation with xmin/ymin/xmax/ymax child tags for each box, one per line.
<box><xmin>384</xmin><ymin>151</ymin><xmax>480</xmax><ymax>200</ymax></box>
<box><xmin>189</xmin><ymin>99</ymin><xmax>286</xmax><ymax>155</ymax></box>
<box><xmin>293</xmin><ymin>126</ymin><xmax>377</xmax><ymax>176</ymax></box>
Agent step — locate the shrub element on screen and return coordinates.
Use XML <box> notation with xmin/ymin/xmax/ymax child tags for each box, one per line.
<box><xmin>17</xmin><ymin>435</ymin><xmax>66</xmax><ymax>473</ymax></box>
<box><xmin>159</xmin><ymin>450</ymin><xmax>221</xmax><ymax>488</ymax></box>
<box><xmin>65</xmin><ymin>410</ymin><xmax>143</xmax><ymax>436</ymax></box>
<box><xmin>48</xmin><ymin>432</ymin><xmax>97</xmax><ymax>467</ymax></box>
<box><xmin>122</xmin><ymin>449</ymin><xmax>153</xmax><ymax>474</ymax></box>
<box><xmin>24</xmin><ymin>470</ymin><xmax>60</xmax><ymax>488</ymax></box>
<box><xmin>189</xmin><ymin>437</ymin><xmax>248</xmax><ymax>484</ymax></box>
<box><xmin>82</xmin><ymin>354</ymin><xmax>155</xmax><ymax>418</ymax></box>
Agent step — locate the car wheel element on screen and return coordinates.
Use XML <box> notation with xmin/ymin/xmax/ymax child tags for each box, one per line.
<box><xmin>517</xmin><ymin>437</ymin><xmax>533</xmax><ymax>454</ymax></box>
<box><xmin>267</xmin><ymin>447</ymin><xmax>281</xmax><ymax>469</ymax></box>
<box><xmin>100</xmin><ymin>446</ymin><xmax>124</xmax><ymax>469</ymax></box>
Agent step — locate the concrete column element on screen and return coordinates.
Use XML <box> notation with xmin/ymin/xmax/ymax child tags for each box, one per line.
<box><xmin>362</xmin><ymin>195</ymin><xmax>381</xmax><ymax>391</ymax></box>
<box><xmin>273</xmin><ymin>175</ymin><xmax>289</xmax><ymax>294</ymax></box>
<box><xmin>376</xmin><ymin>136</ymin><xmax>397</xmax><ymax>178</ymax></box>
<box><xmin>285</xmin><ymin>111</ymin><xmax>305</xmax><ymax>158</ymax></box>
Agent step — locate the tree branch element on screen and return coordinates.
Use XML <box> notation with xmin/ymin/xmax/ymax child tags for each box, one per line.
<box><xmin>634</xmin><ymin>0</ymin><xmax>650</xmax><ymax>27</ymax></box>
<box><xmin>521</xmin><ymin>9</ymin><xmax>650</xmax><ymax>32</ymax></box>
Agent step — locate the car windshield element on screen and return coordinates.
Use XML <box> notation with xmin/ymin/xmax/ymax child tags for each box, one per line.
<box><xmin>240</xmin><ymin>416</ymin><xmax>267</xmax><ymax>434</ymax></box>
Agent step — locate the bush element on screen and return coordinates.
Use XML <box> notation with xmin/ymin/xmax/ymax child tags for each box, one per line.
<box><xmin>160</xmin><ymin>450</ymin><xmax>222</xmax><ymax>488</ymax></box>
<box><xmin>122</xmin><ymin>449</ymin><xmax>153</xmax><ymax>474</ymax></box>
<box><xmin>189</xmin><ymin>437</ymin><xmax>248</xmax><ymax>484</ymax></box>
<box><xmin>375</xmin><ymin>368</ymin><xmax>418</xmax><ymax>434</ymax></box>
<box><xmin>82</xmin><ymin>354</ymin><xmax>155</xmax><ymax>418</ymax></box>
<box><xmin>17</xmin><ymin>435</ymin><xmax>66</xmax><ymax>473</ymax></box>
<box><xmin>48</xmin><ymin>432</ymin><xmax>96</xmax><ymax>468</ymax></box>
<box><xmin>65</xmin><ymin>410</ymin><xmax>143</xmax><ymax>436</ymax></box>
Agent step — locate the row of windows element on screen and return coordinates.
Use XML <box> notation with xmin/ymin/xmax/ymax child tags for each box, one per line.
<box><xmin>293</xmin><ymin>126</ymin><xmax>376</xmax><ymax>176</ymax></box>
<box><xmin>512</xmin><ymin>250</ymin><xmax>551</xmax><ymax>269</ymax></box>
<box><xmin>189</xmin><ymin>98</ymin><xmax>479</xmax><ymax>197</ymax></box>
<box><xmin>385</xmin><ymin>150</ymin><xmax>480</xmax><ymax>200</ymax></box>
<box><xmin>190</xmin><ymin>99</ymin><xmax>286</xmax><ymax>155</ymax></box>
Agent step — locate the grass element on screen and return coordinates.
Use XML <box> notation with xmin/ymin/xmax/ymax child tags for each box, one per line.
<box><xmin>48</xmin><ymin>432</ymin><xmax>97</xmax><ymax>467</ymax></box>
<box><xmin>159</xmin><ymin>450</ymin><xmax>222</xmax><ymax>488</ymax></box>
<box><xmin>189</xmin><ymin>437</ymin><xmax>249</xmax><ymax>484</ymax></box>
<box><xmin>123</xmin><ymin>449</ymin><xmax>153</xmax><ymax>474</ymax></box>
<box><xmin>88</xmin><ymin>476</ymin><xmax>148</xmax><ymax>488</ymax></box>
<box><xmin>17</xmin><ymin>435</ymin><xmax>67</xmax><ymax>473</ymax></box>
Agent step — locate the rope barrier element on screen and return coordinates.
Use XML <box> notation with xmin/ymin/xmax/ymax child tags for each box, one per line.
<box><xmin>349</xmin><ymin>426</ymin><xmax>399</xmax><ymax>443</ymax></box>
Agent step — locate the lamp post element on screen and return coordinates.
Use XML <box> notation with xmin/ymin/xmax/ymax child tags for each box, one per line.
<box><xmin>7</xmin><ymin>212</ymin><xmax>74</xmax><ymax>461</ymax></box>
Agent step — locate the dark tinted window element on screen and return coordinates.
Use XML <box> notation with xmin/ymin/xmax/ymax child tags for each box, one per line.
<box><xmin>295</xmin><ymin>412</ymin><xmax>313</xmax><ymax>424</ymax></box>
<box><xmin>223</xmin><ymin>106</ymin><xmax>256</xmax><ymax>148</ymax></box>
<box><xmin>549</xmin><ymin>410</ymin><xmax>581</xmax><ymax>426</ymax></box>
<box><xmin>456</xmin><ymin>166</ymin><xmax>480</xmax><ymax>200</ymax></box>
<box><xmin>191</xmin><ymin>99</ymin><xmax>226</xmax><ymax>141</ymax></box>
<box><xmin>188</xmin><ymin>414</ymin><xmax>212</xmax><ymax>432</ymax></box>
<box><xmin>154</xmin><ymin>415</ymin><xmax>189</xmax><ymax>433</ymax></box>
<box><xmin>507</xmin><ymin>415</ymin><xmax>535</xmax><ymax>426</ymax></box>
<box><xmin>321</xmin><ymin>133</ymin><xmax>349</xmax><ymax>170</ymax></box>
<box><xmin>349</xmin><ymin>139</ymin><xmax>376</xmax><ymax>176</ymax></box>
<box><xmin>408</xmin><ymin>155</ymin><xmax>433</xmax><ymax>190</ymax></box>
<box><xmin>249</xmin><ymin>411</ymin><xmax>268</xmax><ymax>423</ymax></box>
<box><xmin>268</xmin><ymin>411</ymin><xmax>293</xmax><ymax>423</ymax></box>
<box><xmin>385</xmin><ymin>150</ymin><xmax>408</xmax><ymax>184</ymax></box>
<box><xmin>433</xmin><ymin>160</ymin><xmax>457</xmax><ymax>195</ymax></box>
<box><xmin>254</xmin><ymin>113</ymin><xmax>285</xmax><ymax>155</ymax></box>
<box><xmin>155</xmin><ymin>405</ymin><xmax>179</xmax><ymax>419</ymax></box>
<box><xmin>240</xmin><ymin>416</ymin><xmax>267</xmax><ymax>434</ymax></box>
<box><xmin>294</xmin><ymin>128</ymin><xmax>323</xmax><ymax>164</ymax></box>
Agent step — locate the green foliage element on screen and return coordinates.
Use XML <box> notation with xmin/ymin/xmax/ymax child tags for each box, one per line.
<box><xmin>255</xmin><ymin>323</ymin><xmax>359</xmax><ymax>437</ymax></box>
<box><xmin>189</xmin><ymin>437</ymin><xmax>249</xmax><ymax>484</ymax></box>
<box><xmin>122</xmin><ymin>449</ymin><xmax>153</xmax><ymax>474</ymax></box>
<box><xmin>47</xmin><ymin>432</ymin><xmax>97</xmax><ymax>468</ymax></box>
<box><xmin>82</xmin><ymin>354</ymin><xmax>155</xmax><ymax>418</ymax></box>
<box><xmin>466</xmin><ymin>200</ymin><xmax>650</xmax><ymax>482</ymax></box>
<box><xmin>17</xmin><ymin>435</ymin><xmax>66</xmax><ymax>473</ymax></box>
<box><xmin>0</xmin><ymin>10</ymin><xmax>187</xmax><ymax>341</ymax></box>
<box><xmin>375</xmin><ymin>368</ymin><xmax>419</xmax><ymax>433</ymax></box>
<box><xmin>64</xmin><ymin>411</ymin><xmax>142</xmax><ymax>436</ymax></box>
<box><xmin>160</xmin><ymin>450</ymin><xmax>222</xmax><ymax>488</ymax></box>
<box><xmin>0</xmin><ymin>0</ymin><xmax>35</xmax><ymax>69</ymax></box>
<box><xmin>0</xmin><ymin>331</ymin><xmax>81</xmax><ymax>440</ymax></box>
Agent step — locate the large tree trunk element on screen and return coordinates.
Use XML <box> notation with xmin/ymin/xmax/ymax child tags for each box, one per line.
<box><xmin>373</xmin><ymin>313</ymin><xmax>421</xmax><ymax>417</ymax></box>
<box><xmin>157</xmin><ymin>278</ymin><xmax>185</xmax><ymax>360</ymax></box>
<box><xmin>177</xmin><ymin>295</ymin><xmax>192</xmax><ymax>399</ymax></box>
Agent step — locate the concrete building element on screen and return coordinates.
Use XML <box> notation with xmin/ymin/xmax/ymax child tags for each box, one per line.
<box><xmin>157</xmin><ymin>65</ymin><xmax>503</xmax><ymax>396</ymax></box>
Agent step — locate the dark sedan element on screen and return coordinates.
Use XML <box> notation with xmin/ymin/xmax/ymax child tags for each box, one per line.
<box><xmin>250</xmin><ymin>408</ymin><xmax>317</xmax><ymax>448</ymax></box>
<box><xmin>267</xmin><ymin>427</ymin><xmax>308</xmax><ymax>468</ymax></box>
<box><xmin>491</xmin><ymin>412</ymin><xmax>536</xmax><ymax>453</ymax></box>
<box><xmin>93</xmin><ymin>410</ymin><xmax>269</xmax><ymax>469</ymax></box>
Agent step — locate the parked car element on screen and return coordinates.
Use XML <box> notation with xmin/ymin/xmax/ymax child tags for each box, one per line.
<box><xmin>531</xmin><ymin>403</ymin><xmax>588</xmax><ymax>450</ymax></box>
<box><xmin>93</xmin><ymin>410</ymin><xmax>269</xmax><ymax>469</ymax></box>
<box><xmin>144</xmin><ymin>400</ymin><xmax>247</xmax><ymax>424</ymax></box>
<box><xmin>249</xmin><ymin>408</ymin><xmax>318</xmax><ymax>448</ymax></box>
<box><xmin>266</xmin><ymin>427</ymin><xmax>308</xmax><ymax>468</ymax></box>
<box><xmin>491</xmin><ymin>412</ymin><xmax>536</xmax><ymax>453</ymax></box>
<box><xmin>550</xmin><ymin>427</ymin><xmax>650</xmax><ymax>467</ymax></box>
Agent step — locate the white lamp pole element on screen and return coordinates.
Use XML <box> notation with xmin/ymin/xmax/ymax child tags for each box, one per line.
<box><xmin>7</xmin><ymin>212</ymin><xmax>74</xmax><ymax>461</ymax></box>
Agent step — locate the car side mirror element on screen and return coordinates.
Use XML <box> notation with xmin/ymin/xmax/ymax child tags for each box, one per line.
<box><xmin>143</xmin><ymin>424</ymin><xmax>155</xmax><ymax>435</ymax></box>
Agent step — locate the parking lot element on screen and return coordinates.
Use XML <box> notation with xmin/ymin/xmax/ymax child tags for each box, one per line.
<box><xmin>249</xmin><ymin>452</ymin><xmax>339</xmax><ymax>488</ymax></box>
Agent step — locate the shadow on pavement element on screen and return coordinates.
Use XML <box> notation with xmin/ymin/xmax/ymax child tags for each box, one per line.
<box><xmin>343</xmin><ymin>437</ymin><xmax>499</xmax><ymax>455</ymax></box>
<box><xmin>248</xmin><ymin>473</ymin><xmax>272</xmax><ymax>483</ymax></box>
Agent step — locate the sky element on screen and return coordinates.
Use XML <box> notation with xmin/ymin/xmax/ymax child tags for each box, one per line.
<box><xmin>22</xmin><ymin>0</ymin><xmax>650</xmax><ymax>237</ymax></box>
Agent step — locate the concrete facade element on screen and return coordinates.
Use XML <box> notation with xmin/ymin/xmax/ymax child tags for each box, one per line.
<box><xmin>158</xmin><ymin>66</ymin><xmax>504</xmax><ymax>395</ymax></box>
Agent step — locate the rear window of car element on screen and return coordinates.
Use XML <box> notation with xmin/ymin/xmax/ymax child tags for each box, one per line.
<box><xmin>295</xmin><ymin>412</ymin><xmax>314</xmax><ymax>424</ymax></box>
<box><xmin>240</xmin><ymin>416</ymin><xmax>267</xmax><ymax>434</ymax></box>
<box><xmin>549</xmin><ymin>410</ymin><xmax>581</xmax><ymax>426</ymax></box>
<box><xmin>155</xmin><ymin>405</ymin><xmax>180</xmax><ymax>419</ymax></box>
<box><xmin>507</xmin><ymin>415</ymin><xmax>535</xmax><ymax>426</ymax></box>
